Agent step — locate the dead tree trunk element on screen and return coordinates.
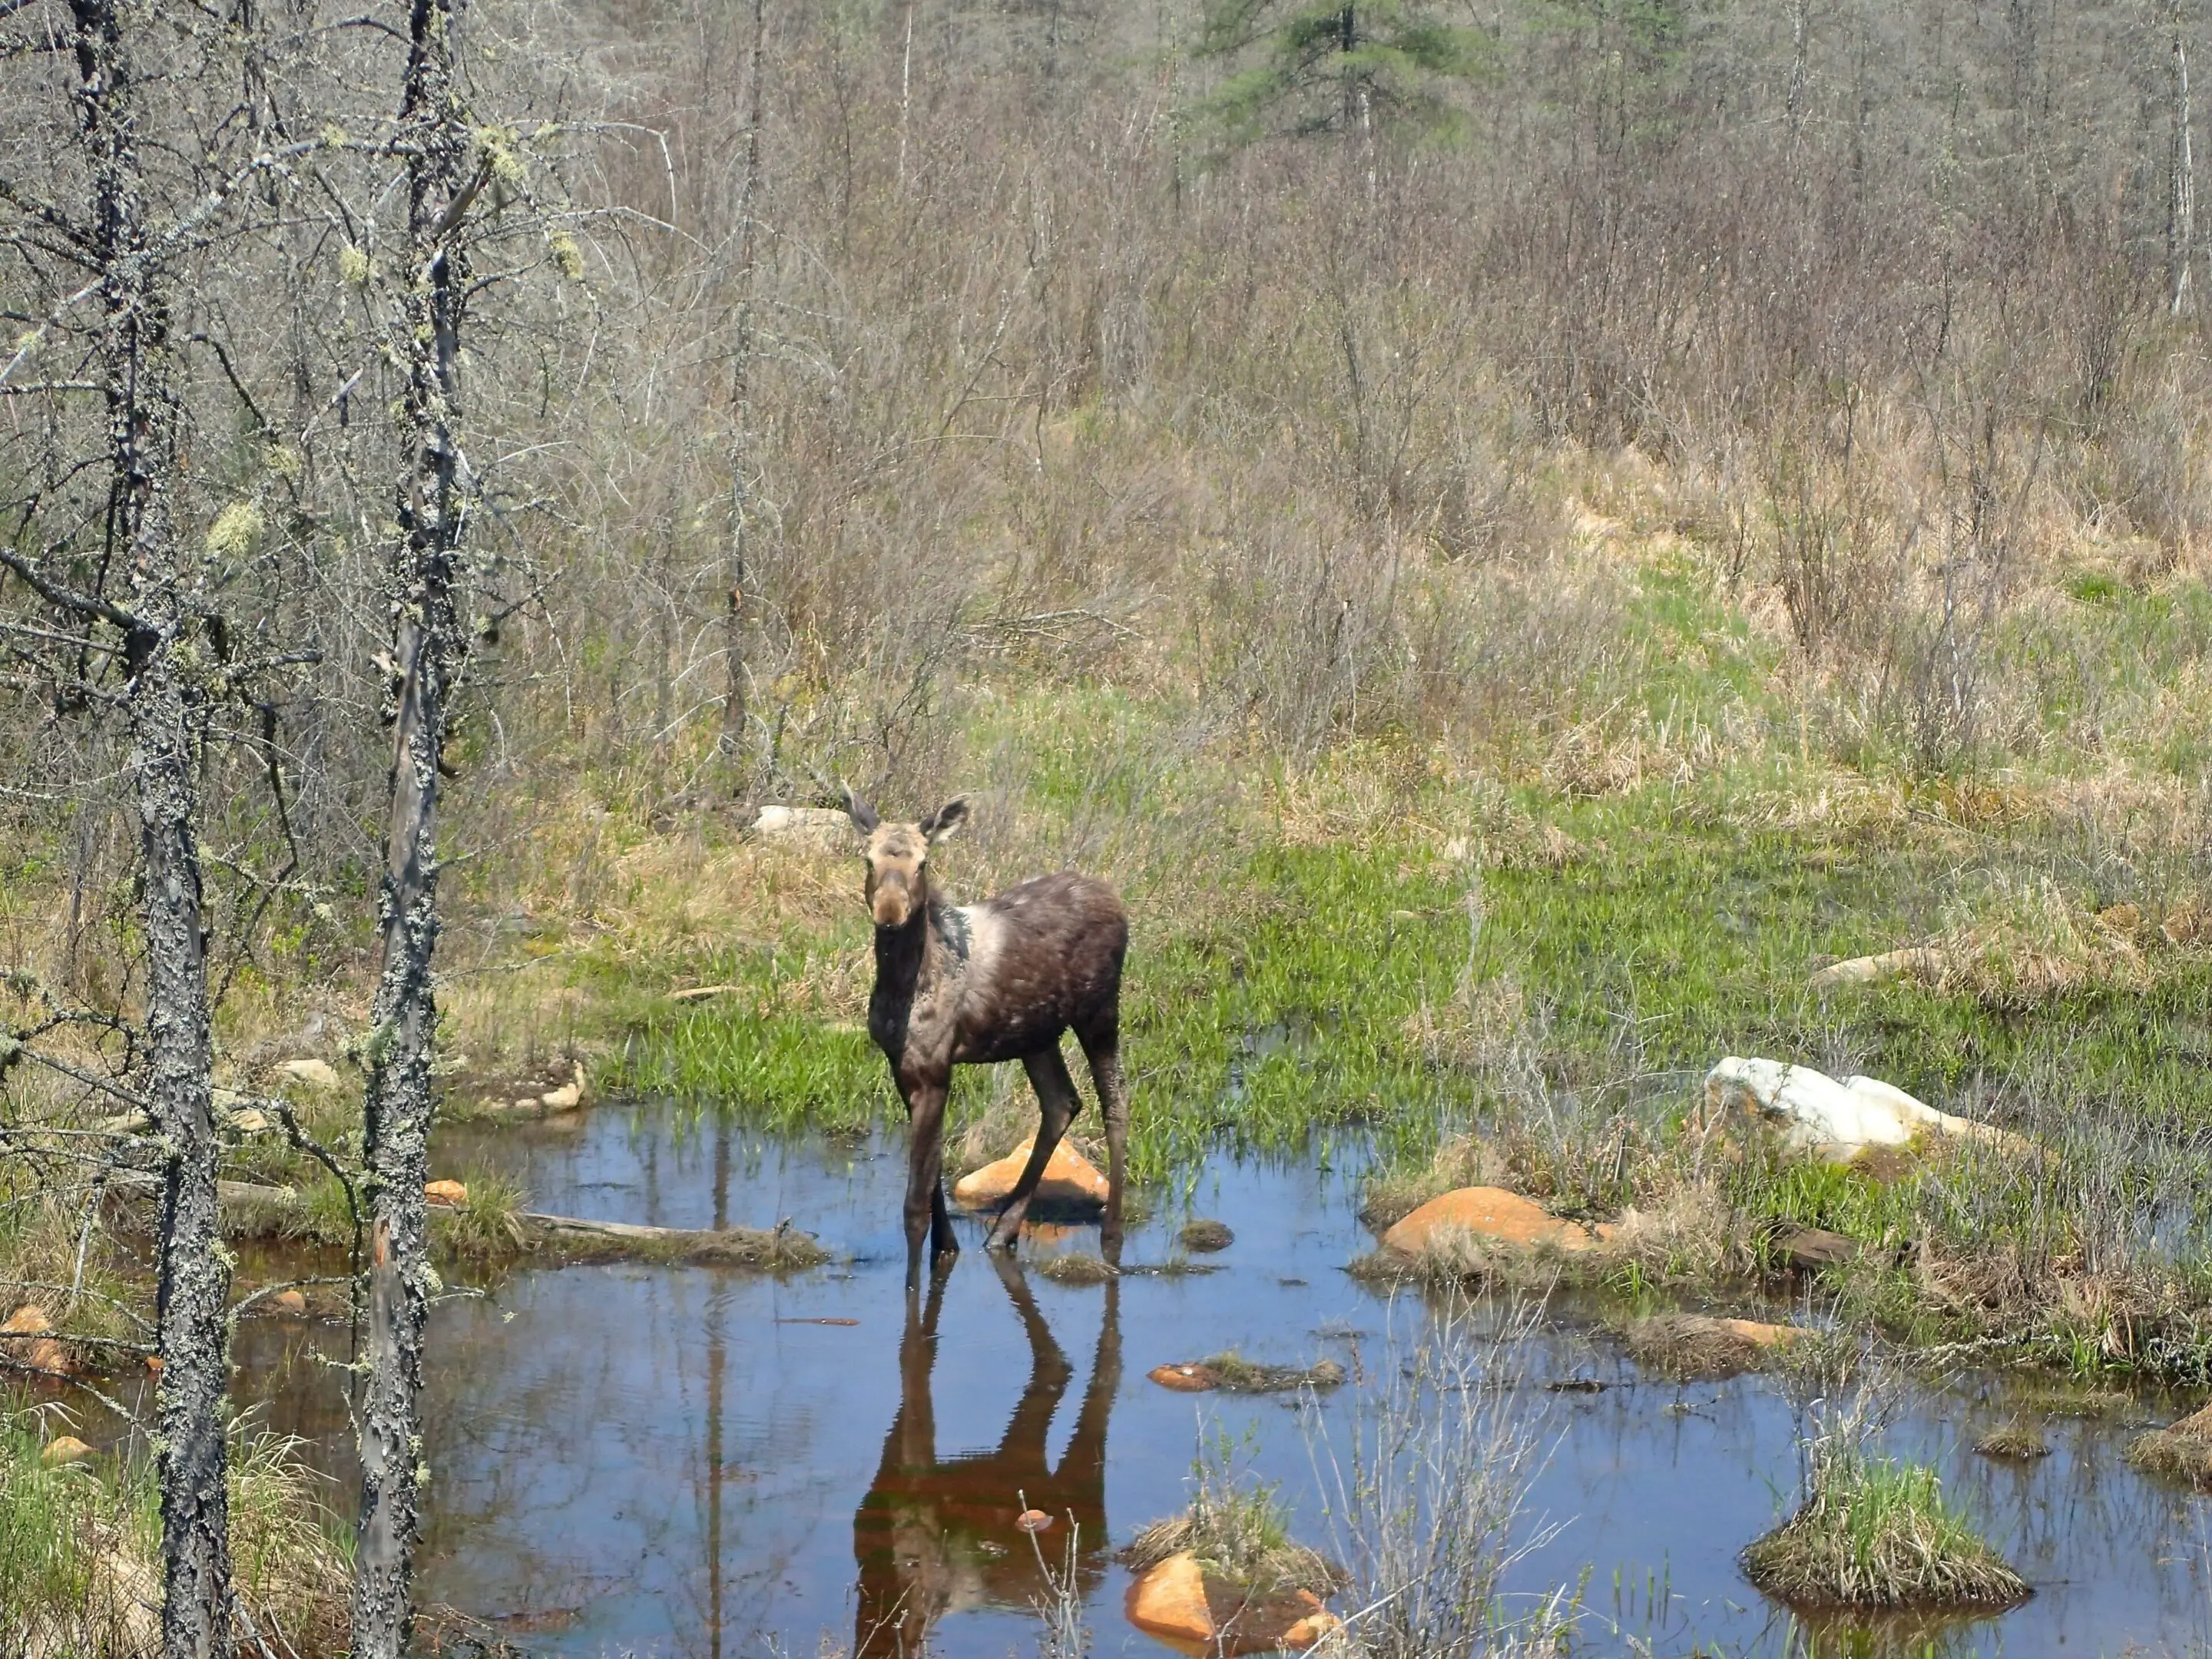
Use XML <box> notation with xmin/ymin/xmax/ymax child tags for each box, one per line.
<box><xmin>720</xmin><ymin>0</ymin><xmax>767</xmax><ymax>767</ymax></box>
<box><xmin>352</xmin><ymin>0</ymin><xmax>475</xmax><ymax>1650</ymax></box>
<box><xmin>65</xmin><ymin>1</ymin><xmax>237</xmax><ymax>1652</ymax></box>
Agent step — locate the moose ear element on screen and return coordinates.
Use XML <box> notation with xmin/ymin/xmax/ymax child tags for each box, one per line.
<box><xmin>844</xmin><ymin>789</ymin><xmax>880</xmax><ymax>834</ymax></box>
<box><xmin>920</xmin><ymin>796</ymin><xmax>969</xmax><ymax>843</ymax></box>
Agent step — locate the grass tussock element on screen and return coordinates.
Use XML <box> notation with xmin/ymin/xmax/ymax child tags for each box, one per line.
<box><xmin>2125</xmin><ymin>1401</ymin><xmax>2212</xmax><ymax>1485</ymax></box>
<box><xmin>1035</xmin><ymin>1252</ymin><xmax>1117</xmax><ymax>1285</ymax></box>
<box><xmin>1190</xmin><ymin>1351</ymin><xmax>1346</xmax><ymax>1393</ymax></box>
<box><xmin>0</xmin><ymin>1412</ymin><xmax>347</xmax><ymax>1657</ymax></box>
<box><xmin>1742</xmin><ymin>1449</ymin><xmax>2028</xmax><ymax>1611</ymax></box>
<box><xmin>1972</xmin><ymin>1420</ymin><xmax>2052</xmax><ymax>1461</ymax></box>
<box><xmin>429</xmin><ymin>1170</ymin><xmax>532</xmax><ymax>1264</ymax></box>
<box><xmin>1123</xmin><ymin>1440</ymin><xmax>1338</xmax><ymax>1597</ymax></box>
<box><xmin>1620</xmin><ymin>1313</ymin><xmax>1793</xmax><ymax>1382</ymax></box>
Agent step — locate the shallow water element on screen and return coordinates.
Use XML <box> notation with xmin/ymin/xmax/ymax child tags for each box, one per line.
<box><xmin>228</xmin><ymin>1104</ymin><xmax>2212</xmax><ymax>1657</ymax></box>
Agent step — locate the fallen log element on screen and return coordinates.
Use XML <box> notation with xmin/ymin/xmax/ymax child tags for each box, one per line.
<box><xmin>112</xmin><ymin>1171</ymin><xmax>826</xmax><ymax>1270</ymax></box>
<box><xmin>519</xmin><ymin>1211</ymin><xmax>826</xmax><ymax>1269</ymax></box>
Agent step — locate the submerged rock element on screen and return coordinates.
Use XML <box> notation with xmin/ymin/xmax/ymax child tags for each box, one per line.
<box><xmin>1177</xmin><ymin>1219</ymin><xmax>1233</xmax><ymax>1253</ymax></box>
<box><xmin>952</xmin><ymin>1137</ymin><xmax>1109</xmax><ymax>1210</ymax></box>
<box><xmin>1381</xmin><ymin>1186</ymin><xmax>1597</xmax><ymax>1256</ymax></box>
<box><xmin>1704</xmin><ymin>1057</ymin><xmax>2025</xmax><ymax>1166</ymax></box>
<box><xmin>269</xmin><ymin>1289</ymin><xmax>308</xmax><ymax>1317</ymax></box>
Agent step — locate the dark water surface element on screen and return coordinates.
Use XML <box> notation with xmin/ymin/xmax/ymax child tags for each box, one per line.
<box><xmin>231</xmin><ymin>1104</ymin><xmax>2212</xmax><ymax>1657</ymax></box>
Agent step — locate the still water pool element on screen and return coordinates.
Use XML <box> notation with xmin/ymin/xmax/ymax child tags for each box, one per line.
<box><xmin>225</xmin><ymin>1103</ymin><xmax>2212</xmax><ymax>1657</ymax></box>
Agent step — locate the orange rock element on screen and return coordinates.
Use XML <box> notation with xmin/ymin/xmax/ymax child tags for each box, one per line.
<box><xmin>40</xmin><ymin>1435</ymin><xmax>91</xmax><ymax>1467</ymax></box>
<box><xmin>424</xmin><ymin>1180</ymin><xmax>469</xmax><ymax>1208</ymax></box>
<box><xmin>1283</xmin><ymin>1610</ymin><xmax>1343</xmax><ymax>1649</ymax></box>
<box><xmin>1147</xmin><ymin>1363</ymin><xmax>1221</xmax><ymax>1392</ymax></box>
<box><xmin>1381</xmin><ymin>1187</ymin><xmax>1596</xmax><ymax>1255</ymax></box>
<box><xmin>1016</xmin><ymin>1508</ymin><xmax>1053</xmax><ymax>1533</ymax></box>
<box><xmin>270</xmin><ymin>1289</ymin><xmax>308</xmax><ymax>1317</ymax></box>
<box><xmin>1125</xmin><ymin>1551</ymin><xmax>1214</xmax><ymax>1644</ymax></box>
<box><xmin>1</xmin><ymin>1305</ymin><xmax>71</xmax><ymax>1375</ymax></box>
<box><xmin>951</xmin><ymin>1137</ymin><xmax>1109</xmax><ymax>1210</ymax></box>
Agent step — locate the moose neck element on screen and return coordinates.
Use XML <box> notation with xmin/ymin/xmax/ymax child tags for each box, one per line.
<box><xmin>872</xmin><ymin>893</ymin><xmax>949</xmax><ymax>1004</ymax></box>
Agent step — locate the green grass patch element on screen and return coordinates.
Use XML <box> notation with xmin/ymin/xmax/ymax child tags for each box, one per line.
<box><xmin>1741</xmin><ymin>1451</ymin><xmax>2027</xmax><ymax>1609</ymax></box>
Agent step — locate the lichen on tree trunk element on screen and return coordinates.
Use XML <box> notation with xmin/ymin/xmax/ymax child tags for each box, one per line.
<box><xmin>65</xmin><ymin>0</ymin><xmax>238</xmax><ymax>1651</ymax></box>
<box><xmin>351</xmin><ymin>0</ymin><xmax>473</xmax><ymax>1651</ymax></box>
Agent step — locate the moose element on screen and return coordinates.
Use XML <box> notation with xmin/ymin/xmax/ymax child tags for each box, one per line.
<box><xmin>844</xmin><ymin>791</ymin><xmax>1128</xmax><ymax>1280</ymax></box>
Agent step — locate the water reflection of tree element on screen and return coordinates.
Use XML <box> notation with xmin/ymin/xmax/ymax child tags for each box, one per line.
<box><xmin>853</xmin><ymin>1258</ymin><xmax>1119</xmax><ymax>1656</ymax></box>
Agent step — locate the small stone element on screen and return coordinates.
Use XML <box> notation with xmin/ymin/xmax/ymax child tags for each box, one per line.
<box><xmin>1177</xmin><ymin>1219</ymin><xmax>1233</xmax><ymax>1253</ymax></box>
<box><xmin>40</xmin><ymin>1435</ymin><xmax>92</xmax><ymax>1467</ymax></box>
<box><xmin>1381</xmin><ymin>1187</ymin><xmax>1596</xmax><ymax>1256</ymax></box>
<box><xmin>1147</xmin><ymin>1363</ymin><xmax>1221</xmax><ymax>1392</ymax></box>
<box><xmin>279</xmin><ymin>1058</ymin><xmax>341</xmax><ymax>1092</ymax></box>
<box><xmin>227</xmin><ymin>1108</ymin><xmax>273</xmax><ymax>1135</ymax></box>
<box><xmin>539</xmin><ymin>1063</ymin><xmax>585</xmax><ymax>1111</ymax></box>
<box><xmin>1015</xmin><ymin>1508</ymin><xmax>1053</xmax><ymax>1533</ymax></box>
<box><xmin>1283</xmin><ymin>1610</ymin><xmax>1343</xmax><ymax>1649</ymax></box>
<box><xmin>424</xmin><ymin>1180</ymin><xmax>469</xmax><ymax>1208</ymax></box>
<box><xmin>952</xmin><ymin>1137</ymin><xmax>1110</xmax><ymax>1210</ymax></box>
<box><xmin>270</xmin><ymin>1289</ymin><xmax>308</xmax><ymax>1316</ymax></box>
<box><xmin>1125</xmin><ymin>1551</ymin><xmax>1213</xmax><ymax>1644</ymax></box>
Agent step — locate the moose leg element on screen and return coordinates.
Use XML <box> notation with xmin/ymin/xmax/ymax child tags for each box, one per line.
<box><xmin>985</xmin><ymin>1045</ymin><xmax>1082</xmax><ymax>1253</ymax></box>
<box><xmin>900</xmin><ymin>1074</ymin><xmax>956</xmax><ymax>1285</ymax></box>
<box><xmin>1077</xmin><ymin>1022</ymin><xmax>1128</xmax><ymax>1267</ymax></box>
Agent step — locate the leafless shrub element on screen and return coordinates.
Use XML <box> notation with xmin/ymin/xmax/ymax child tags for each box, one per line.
<box><xmin>1303</xmin><ymin>1299</ymin><xmax>1573</xmax><ymax>1659</ymax></box>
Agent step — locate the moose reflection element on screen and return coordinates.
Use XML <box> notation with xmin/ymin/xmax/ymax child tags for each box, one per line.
<box><xmin>853</xmin><ymin>1257</ymin><xmax>1119</xmax><ymax>1656</ymax></box>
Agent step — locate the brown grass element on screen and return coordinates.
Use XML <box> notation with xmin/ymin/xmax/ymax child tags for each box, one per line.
<box><xmin>2127</xmin><ymin>1402</ymin><xmax>2212</xmax><ymax>1485</ymax></box>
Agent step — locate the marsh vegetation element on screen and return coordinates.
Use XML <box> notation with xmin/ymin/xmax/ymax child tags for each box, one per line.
<box><xmin>8</xmin><ymin>0</ymin><xmax>2212</xmax><ymax>1648</ymax></box>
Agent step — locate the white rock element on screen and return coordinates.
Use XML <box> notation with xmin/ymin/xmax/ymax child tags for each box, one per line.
<box><xmin>1704</xmin><ymin>1057</ymin><xmax>2026</xmax><ymax>1164</ymax></box>
<box><xmin>279</xmin><ymin>1058</ymin><xmax>341</xmax><ymax>1092</ymax></box>
<box><xmin>750</xmin><ymin>805</ymin><xmax>856</xmax><ymax>849</ymax></box>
